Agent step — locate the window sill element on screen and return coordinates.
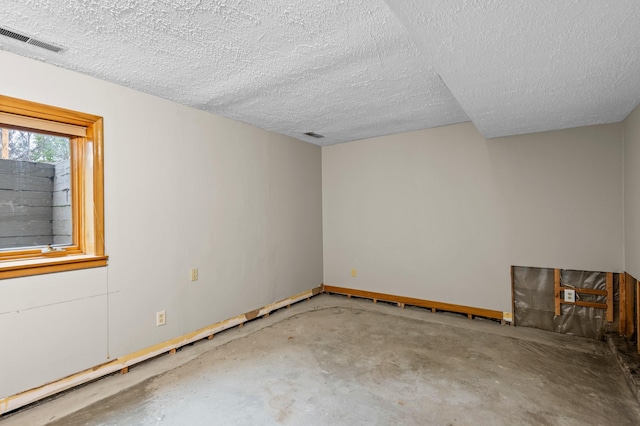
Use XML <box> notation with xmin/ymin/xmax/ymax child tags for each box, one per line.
<box><xmin>0</xmin><ymin>255</ymin><xmax>108</xmax><ymax>280</ymax></box>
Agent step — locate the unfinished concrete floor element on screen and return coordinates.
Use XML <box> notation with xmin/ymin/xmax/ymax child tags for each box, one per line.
<box><xmin>4</xmin><ymin>295</ymin><xmax>640</xmax><ymax>425</ymax></box>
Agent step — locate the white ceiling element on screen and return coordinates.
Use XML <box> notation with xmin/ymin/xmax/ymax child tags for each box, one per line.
<box><xmin>1</xmin><ymin>1</ymin><xmax>639</xmax><ymax>146</ymax></box>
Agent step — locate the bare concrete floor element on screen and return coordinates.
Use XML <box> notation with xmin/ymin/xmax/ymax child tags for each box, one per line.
<box><xmin>4</xmin><ymin>295</ymin><xmax>640</xmax><ymax>425</ymax></box>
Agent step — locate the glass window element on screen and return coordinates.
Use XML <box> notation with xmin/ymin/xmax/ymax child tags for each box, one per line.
<box><xmin>1</xmin><ymin>128</ymin><xmax>72</xmax><ymax>250</ymax></box>
<box><xmin>0</xmin><ymin>95</ymin><xmax>107</xmax><ymax>279</ymax></box>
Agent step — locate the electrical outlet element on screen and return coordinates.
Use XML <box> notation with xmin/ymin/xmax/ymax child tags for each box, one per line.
<box><xmin>351</xmin><ymin>269</ymin><xmax>357</xmax><ymax>278</ymax></box>
<box><xmin>564</xmin><ymin>289</ymin><xmax>576</xmax><ymax>303</ymax></box>
<box><xmin>503</xmin><ymin>312</ymin><xmax>513</xmax><ymax>322</ymax></box>
<box><xmin>156</xmin><ymin>310</ymin><xmax>166</xmax><ymax>326</ymax></box>
<box><xmin>190</xmin><ymin>268</ymin><xmax>198</xmax><ymax>282</ymax></box>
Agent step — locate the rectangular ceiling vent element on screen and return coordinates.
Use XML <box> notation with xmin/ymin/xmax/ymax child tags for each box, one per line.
<box><xmin>0</xmin><ymin>26</ymin><xmax>66</xmax><ymax>53</ymax></box>
<box><xmin>304</xmin><ymin>132</ymin><xmax>324</xmax><ymax>139</ymax></box>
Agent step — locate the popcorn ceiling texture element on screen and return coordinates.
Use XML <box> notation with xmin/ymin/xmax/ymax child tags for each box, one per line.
<box><xmin>386</xmin><ymin>0</ymin><xmax>640</xmax><ymax>138</ymax></box>
<box><xmin>0</xmin><ymin>0</ymin><xmax>639</xmax><ymax>144</ymax></box>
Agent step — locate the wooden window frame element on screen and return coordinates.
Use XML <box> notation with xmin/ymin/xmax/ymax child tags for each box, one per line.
<box><xmin>0</xmin><ymin>95</ymin><xmax>107</xmax><ymax>279</ymax></box>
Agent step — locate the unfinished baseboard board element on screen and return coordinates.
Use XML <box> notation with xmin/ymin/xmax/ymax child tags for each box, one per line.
<box><xmin>322</xmin><ymin>285</ymin><xmax>503</xmax><ymax>321</ymax></box>
<box><xmin>0</xmin><ymin>285</ymin><xmax>322</xmax><ymax>416</ymax></box>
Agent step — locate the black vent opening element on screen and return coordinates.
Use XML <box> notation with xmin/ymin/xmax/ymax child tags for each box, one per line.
<box><xmin>0</xmin><ymin>27</ymin><xmax>29</xmax><ymax>42</ymax></box>
<box><xmin>304</xmin><ymin>132</ymin><xmax>324</xmax><ymax>139</ymax></box>
<box><xmin>0</xmin><ymin>26</ymin><xmax>65</xmax><ymax>53</ymax></box>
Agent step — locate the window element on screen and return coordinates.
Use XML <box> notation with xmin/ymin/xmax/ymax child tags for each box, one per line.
<box><xmin>1</xmin><ymin>129</ymin><xmax>72</xmax><ymax>249</ymax></box>
<box><xmin>0</xmin><ymin>95</ymin><xmax>107</xmax><ymax>279</ymax></box>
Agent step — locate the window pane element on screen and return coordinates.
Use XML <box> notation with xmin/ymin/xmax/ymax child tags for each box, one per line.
<box><xmin>0</xmin><ymin>127</ymin><xmax>72</xmax><ymax>250</ymax></box>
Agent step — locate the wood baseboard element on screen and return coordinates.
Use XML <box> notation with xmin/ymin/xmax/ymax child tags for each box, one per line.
<box><xmin>0</xmin><ymin>285</ymin><xmax>322</xmax><ymax>416</ymax></box>
<box><xmin>322</xmin><ymin>285</ymin><xmax>503</xmax><ymax>320</ymax></box>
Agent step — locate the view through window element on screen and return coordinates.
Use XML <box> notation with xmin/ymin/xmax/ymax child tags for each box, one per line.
<box><xmin>0</xmin><ymin>127</ymin><xmax>72</xmax><ymax>250</ymax></box>
<box><xmin>0</xmin><ymin>94</ymin><xmax>106</xmax><ymax>279</ymax></box>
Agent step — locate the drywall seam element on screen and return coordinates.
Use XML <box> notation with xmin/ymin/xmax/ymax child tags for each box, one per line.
<box><xmin>0</xmin><ymin>285</ymin><xmax>322</xmax><ymax>416</ymax></box>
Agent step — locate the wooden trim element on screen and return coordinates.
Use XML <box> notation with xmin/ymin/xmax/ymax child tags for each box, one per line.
<box><xmin>554</xmin><ymin>269</ymin><xmax>561</xmax><ymax>316</ymax></box>
<box><xmin>637</xmin><ymin>277</ymin><xmax>640</xmax><ymax>354</ymax></box>
<box><xmin>0</xmin><ymin>256</ymin><xmax>108</xmax><ymax>280</ymax></box>
<box><xmin>560</xmin><ymin>300</ymin><xmax>608</xmax><ymax>310</ymax></box>
<box><xmin>91</xmin><ymin>119</ymin><xmax>105</xmax><ymax>256</ymax></box>
<box><xmin>554</xmin><ymin>269</ymin><xmax>614</xmax><ymax>319</ymax></box>
<box><xmin>71</xmin><ymin>137</ymin><xmax>85</xmax><ymax>252</ymax></box>
<box><xmin>0</xmin><ymin>285</ymin><xmax>321</xmax><ymax>415</ymax></box>
<box><xmin>559</xmin><ymin>286</ymin><xmax>607</xmax><ymax>296</ymax></box>
<box><xmin>0</xmin><ymin>112</ymin><xmax>86</xmax><ymax>137</ymax></box>
<box><xmin>322</xmin><ymin>285</ymin><xmax>503</xmax><ymax>320</ymax></box>
<box><xmin>606</xmin><ymin>272</ymin><xmax>614</xmax><ymax>322</ymax></box>
<box><xmin>0</xmin><ymin>95</ymin><xmax>100</xmax><ymax>127</ymax></box>
<box><xmin>0</xmin><ymin>247</ymin><xmax>83</xmax><ymax>261</ymax></box>
<box><xmin>628</xmin><ymin>274</ymin><xmax>636</xmax><ymax>339</ymax></box>
<box><xmin>511</xmin><ymin>266</ymin><xmax>516</xmax><ymax>326</ymax></box>
<box><xmin>620</xmin><ymin>272</ymin><xmax>627</xmax><ymax>335</ymax></box>
<box><xmin>0</xmin><ymin>96</ymin><xmax>106</xmax><ymax>270</ymax></box>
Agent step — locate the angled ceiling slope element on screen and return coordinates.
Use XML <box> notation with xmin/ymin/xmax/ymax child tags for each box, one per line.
<box><xmin>1</xmin><ymin>1</ymin><xmax>639</xmax><ymax>144</ymax></box>
<box><xmin>385</xmin><ymin>0</ymin><xmax>640</xmax><ymax>138</ymax></box>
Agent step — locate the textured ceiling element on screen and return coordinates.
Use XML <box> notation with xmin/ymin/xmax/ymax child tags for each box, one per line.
<box><xmin>0</xmin><ymin>1</ymin><xmax>639</xmax><ymax>145</ymax></box>
<box><xmin>386</xmin><ymin>0</ymin><xmax>640</xmax><ymax>138</ymax></box>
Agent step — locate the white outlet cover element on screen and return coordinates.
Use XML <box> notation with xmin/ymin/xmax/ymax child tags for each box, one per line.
<box><xmin>564</xmin><ymin>289</ymin><xmax>576</xmax><ymax>303</ymax></box>
<box><xmin>156</xmin><ymin>310</ymin><xmax>166</xmax><ymax>326</ymax></box>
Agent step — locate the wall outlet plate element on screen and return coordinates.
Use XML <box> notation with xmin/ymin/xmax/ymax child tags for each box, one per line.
<box><xmin>564</xmin><ymin>289</ymin><xmax>576</xmax><ymax>303</ymax></box>
<box><xmin>502</xmin><ymin>312</ymin><xmax>513</xmax><ymax>322</ymax></box>
<box><xmin>190</xmin><ymin>268</ymin><xmax>198</xmax><ymax>282</ymax></box>
<box><xmin>156</xmin><ymin>310</ymin><xmax>166</xmax><ymax>326</ymax></box>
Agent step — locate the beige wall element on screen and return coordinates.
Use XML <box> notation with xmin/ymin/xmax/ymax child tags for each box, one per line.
<box><xmin>0</xmin><ymin>51</ymin><xmax>323</xmax><ymax>399</ymax></box>
<box><xmin>624</xmin><ymin>104</ymin><xmax>640</xmax><ymax>278</ymax></box>
<box><xmin>323</xmin><ymin>122</ymin><xmax>623</xmax><ymax>312</ymax></box>
<box><xmin>0</xmin><ymin>46</ymin><xmax>633</xmax><ymax>401</ymax></box>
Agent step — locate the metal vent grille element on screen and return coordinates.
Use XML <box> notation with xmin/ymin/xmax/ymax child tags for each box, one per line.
<box><xmin>304</xmin><ymin>132</ymin><xmax>324</xmax><ymax>139</ymax></box>
<box><xmin>0</xmin><ymin>26</ymin><xmax>65</xmax><ymax>53</ymax></box>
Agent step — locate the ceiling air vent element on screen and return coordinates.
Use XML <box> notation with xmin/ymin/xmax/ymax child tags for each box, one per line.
<box><xmin>304</xmin><ymin>132</ymin><xmax>324</xmax><ymax>139</ymax></box>
<box><xmin>0</xmin><ymin>26</ymin><xmax>66</xmax><ymax>53</ymax></box>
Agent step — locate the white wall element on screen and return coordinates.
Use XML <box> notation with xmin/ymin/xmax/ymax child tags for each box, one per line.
<box><xmin>323</xmin><ymin>122</ymin><xmax>623</xmax><ymax>312</ymax></box>
<box><xmin>624</xmin><ymin>104</ymin><xmax>640</xmax><ymax>278</ymax></box>
<box><xmin>0</xmin><ymin>46</ymin><xmax>630</xmax><ymax>401</ymax></box>
<box><xmin>0</xmin><ymin>51</ymin><xmax>323</xmax><ymax>399</ymax></box>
